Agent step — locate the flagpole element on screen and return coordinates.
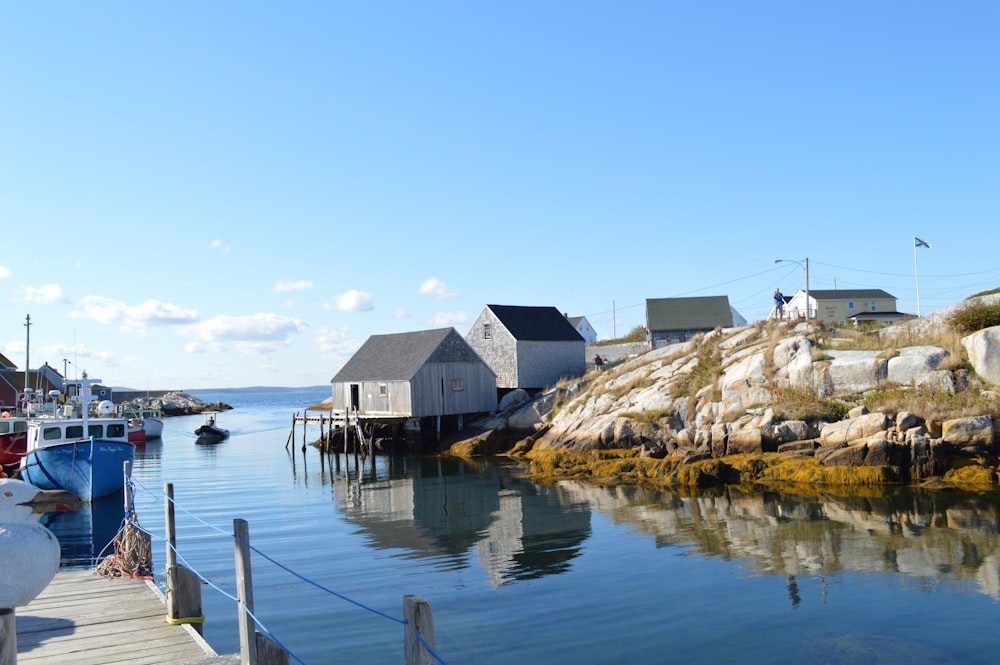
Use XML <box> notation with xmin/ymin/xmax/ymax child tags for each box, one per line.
<box><xmin>913</xmin><ymin>236</ymin><xmax>921</xmax><ymax>317</ymax></box>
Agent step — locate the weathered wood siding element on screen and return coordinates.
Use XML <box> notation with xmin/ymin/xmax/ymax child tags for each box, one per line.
<box><xmin>515</xmin><ymin>340</ymin><xmax>585</xmax><ymax>389</ymax></box>
<box><xmin>331</xmin><ymin>379</ymin><xmax>413</xmax><ymax>414</ymax></box>
<box><xmin>466</xmin><ymin>308</ymin><xmax>518</xmax><ymax>388</ymax></box>
<box><xmin>410</xmin><ymin>362</ymin><xmax>498</xmax><ymax>416</ymax></box>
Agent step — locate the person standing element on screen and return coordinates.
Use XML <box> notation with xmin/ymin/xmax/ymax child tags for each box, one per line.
<box><xmin>771</xmin><ymin>289</ymin><xmax>785</xmax><ymax>319</ymax></box>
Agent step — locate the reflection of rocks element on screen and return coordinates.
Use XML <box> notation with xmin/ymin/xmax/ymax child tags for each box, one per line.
<box><xmin>334</xmin><ymin>459</ymin><xmax>590</xmax><ymax>585</ymax></box>
<box><xmin>556</xmin><ymin>481</ymin><xmax>1000</xmax><ymax>600</ymax></box>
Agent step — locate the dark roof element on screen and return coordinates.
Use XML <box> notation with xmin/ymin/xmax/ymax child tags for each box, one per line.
<box><xmin>0</xmin><ymin>352</ymin><xmax>15</xmax><ymax>369</ymax></box>
<box><xmin>646</xmin><ymin>296</ymin><xmax>734</xmax><ymax>331</ymax></box>
<box><xmin>332</xmin><ymin>328</ymin><xmax>485</xmax><ymax>382</ymax></box>
<box><xmin>486</xmin><ymin>305</ymin><xmax>584</xmax><ymax>342</ymax></box>
<box><xmin>847</xmin><ymin>311</ymin><xmax>910</xmax><ymax>321</ymax></box>
<box><xmin>807</xmin><ymin>289</ymin><xmax>896</xmax><ymax>300</ymax></box>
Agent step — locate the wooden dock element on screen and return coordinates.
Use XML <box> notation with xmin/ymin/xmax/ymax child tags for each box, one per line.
<box><xmin>15</xmin><ymin>570</ymin><xmax>231</xmax><ymax>665</ymax></box>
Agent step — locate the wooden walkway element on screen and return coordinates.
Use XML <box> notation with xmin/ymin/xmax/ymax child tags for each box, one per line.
<box><xmin>15</xmin><ymin>570</ymin><xmax>231</xmax><ymax>665</ymax></box>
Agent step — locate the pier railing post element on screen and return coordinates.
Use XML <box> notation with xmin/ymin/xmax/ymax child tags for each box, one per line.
<box><xmin>234</xmin><ymin>518</ymin><xmax>257</xmax><ymax>665</ymax></box>
<box><xmin>403</xmin><ymin>595</ymin><xmax>436</xmax><ymax>665</ymax></box>
<box><xmin>164</xmin><ymin>483</ymin><xmax>204</xmax><ymax>633</ymax></box>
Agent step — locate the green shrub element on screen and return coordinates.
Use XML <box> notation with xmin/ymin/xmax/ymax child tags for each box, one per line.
<box><xmin>949</xmin><ymin>301</ymin><xmax>1000</xmax><ymax>333</ymax></box>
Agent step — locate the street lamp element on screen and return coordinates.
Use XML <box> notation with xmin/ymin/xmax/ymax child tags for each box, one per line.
<box><xmin>774</xmin><ymin>258</ymin><xmax>810</xmax><ymax>319</ymax></box>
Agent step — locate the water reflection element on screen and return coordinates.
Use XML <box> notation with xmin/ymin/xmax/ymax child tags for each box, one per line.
<box><xmin>43</xmin><ymin>493</ymin><xmax>126</xmax><ymax>567</ymax></box>
<box><xmin>555</xmin><ymin>481</ymin><xmax>1000</xmax><ymax>599</ymax></box>
<box><xmin>302</xmin><ymin>453</ymin><xmax>1000</xmax><ymax>598</ymax></box>
<box><xmin>333</xmin><ymin>457</ymin><xmax>592</xmax><ymax>586</ymax></box>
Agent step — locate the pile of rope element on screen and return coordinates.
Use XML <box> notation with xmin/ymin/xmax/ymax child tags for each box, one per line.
<box><xmin>95</xmin><ymin>512</ymin><xmax>153</xmax><ymax>579</ymax></box>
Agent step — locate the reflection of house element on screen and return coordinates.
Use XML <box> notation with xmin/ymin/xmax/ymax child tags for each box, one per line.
<box><xmin>335</xmin><ymin>458</ymin><xmax>591</xmax><ymax>585</ymax></box>
<box><xmin>785</xmin><ymin>289</ymin><xmax>906</xmax><ymax>325</ymax></box>
<box><xmin>466</xmin><ymin>305</ymin><xmax>585</xmax><ymax>392</ymax></box>
<box><xmin>566</xmin><ymin>315</ymin><xmax>598</xmax><ymax>345</ymax></box>
<box><xmin>645</xmin><ymin>296</ymin><xmax>746</xmax><ymax>347</ymax></box>
<box><xmin>330</xmin><ymin>327</ymin><xmax>497</xmax><ymax>420</ymax></box>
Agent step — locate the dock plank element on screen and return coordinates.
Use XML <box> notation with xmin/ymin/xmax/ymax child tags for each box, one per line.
<box><xmin>16</xmin><ymin>570</ymin><xmax>224</xmax><ymax>665</ymax></box>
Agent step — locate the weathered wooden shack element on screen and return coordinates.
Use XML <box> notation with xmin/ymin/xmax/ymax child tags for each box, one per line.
<box><xmin>330</xmin><ymin>327</ymin><xmax>497</xmax><ymax>440</ymax></box>
<box><xmin>465</xmin><ymin>304</ymin><xmax>585</xmax><ymax>392</ymax></box>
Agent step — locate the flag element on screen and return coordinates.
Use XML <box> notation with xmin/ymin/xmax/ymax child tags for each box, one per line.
<box><xmin>915</xmin><ymin>237</ymin><xmax>930</xmax><ymax>248</ymax></box>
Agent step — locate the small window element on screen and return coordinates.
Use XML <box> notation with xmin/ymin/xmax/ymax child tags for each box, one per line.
<box><xmin>847</xmin><ymin>301</ymin><xmax>855</xmax><ymax>310</ymax></box>
<box><xmin>44</xmin><ymin>426</ymin><xmax>63</xmax><ymax>441</ymax></box>
<box><xmin>378</xmin><ymin>384</ymin><xmax>388</xmax><ymax>397</ymax></box>
<box><xmin>483</xmin><ymin>323</ymin><xmax>491</xmax><ymax>339</ymax></box>
<box><xmin>66</xmin><ymin>425</ymin><xmax>83</xmax><ymax>438</ymax></box>
<box><xmin>107</xmin><ymin>424</ymin><xmax>126</xmax><ymax>437</ymax></box>
<box><xmin>452</xmin><ymin>379</ymin><xmax>465</xmax><ymax>391</ymax></box>
<box><xmin>869</xmin><ymin>300</ymin><xmax>877</xmax><ymax>312</ymax></box>
<box><xmin>89</xmin><ymin>424</ymin><xmax>103</xmax><ymax>438</ymax></box>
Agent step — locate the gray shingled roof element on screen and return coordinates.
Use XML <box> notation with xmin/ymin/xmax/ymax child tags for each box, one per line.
<box><xmin>646</xmin><ymin>296</ymin><xmax>734</xmax><ymax>331</ymax></box>
<box><xmin>331</xmin><ymin>328</ymin><xmax>475</xmax><ymax>382</ymax></box>
<box><xmin>807</xmin><ymin>289</ymin><xmax>896</xmax><ymax>300</ymax></box>
<box><xmin>487</xmin><ymin>305</ymin><xmax>584</xmax><ymax>341</ymax></box>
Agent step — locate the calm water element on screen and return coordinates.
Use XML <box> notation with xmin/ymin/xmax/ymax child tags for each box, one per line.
<box><xmin>43</xmin><ymin>387</ymin><xmax>1000</xmax><ymax>665</ymax></box>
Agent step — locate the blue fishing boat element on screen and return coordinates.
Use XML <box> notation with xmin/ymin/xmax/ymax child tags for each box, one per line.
<box><xmin>20</xmin><ymin>373</ymin><xmax>135</xmax><ymax>502</ymax></box>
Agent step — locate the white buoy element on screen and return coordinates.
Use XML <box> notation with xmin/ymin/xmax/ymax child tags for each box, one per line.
<box><xmin>0</xmin><ymin>479</ymin><xmax>79</xmax><ymax>664</ymax></box>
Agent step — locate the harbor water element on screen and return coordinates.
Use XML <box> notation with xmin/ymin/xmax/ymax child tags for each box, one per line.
<box><xmin>45</xmin><ymin>387</ymin><xmax>1000</xmax><ymax>664</ymax></box>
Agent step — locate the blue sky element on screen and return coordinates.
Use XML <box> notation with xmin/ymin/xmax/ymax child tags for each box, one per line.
<box><xmin>2</xmin><ymin>2</ymin><xmax>998</xmax><ymax>389</ymax></box>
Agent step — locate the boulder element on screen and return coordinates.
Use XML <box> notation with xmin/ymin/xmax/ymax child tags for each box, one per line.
<box><xmin>962</xmin><ymin>326</ymin><xmax>1000</xmax><ymax>387</ymax></box>
<box><xmin>886</xmin><ymin>346</ymin><xmax>949</xmax><ymax>385</ymax></box>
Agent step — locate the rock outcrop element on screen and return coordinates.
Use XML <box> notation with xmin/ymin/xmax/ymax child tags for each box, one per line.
<box><xmin>452</xmin><ymin>294</ymin><xmax>1000</xmax><ymax>490</ymax></box>
<box><xmin>118</xmin><ymin>391</ymin><xmax>231</xmax><ymax>416</ymax></box>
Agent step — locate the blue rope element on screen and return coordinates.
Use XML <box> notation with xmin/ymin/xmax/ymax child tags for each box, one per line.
<box><xmin>417</xmin><ymin>628</ymin><xmax>448</xmax><ymax>665</ymax></box>
<box><xmin>134</xmin><ymin>518</ymin><xmax>307</xmax><ymax>665</ymax></box>
<box><xmin>238</xmin><ymin>535</ymin><xmax>406</xmax><ymax>625</ymax></box>
<box><xmin>128</xmin><ymin>476</ymin><xmax>449</xmax><ymax>663</ymax></box>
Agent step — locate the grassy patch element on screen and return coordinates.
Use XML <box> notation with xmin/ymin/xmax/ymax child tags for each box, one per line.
<box><xmin>862</xmin><ymin>384</ymin><xmax>1000</xmax><ymax>420</ymax></box>
<box><xmin>768</xmin><ymin>386</ymin><xmax>850</xmax><ymax>422</ymax></box>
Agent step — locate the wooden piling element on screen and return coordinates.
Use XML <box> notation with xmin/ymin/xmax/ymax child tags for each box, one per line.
<box><xmin>403</xmin><ymin>595</ymin><xmax>436</xmax><ymax>665</ymax></box>
<box><xmin>234</xmin><ymin>518</ymin><xmax>257</xmax><ymax>665</ymax></box>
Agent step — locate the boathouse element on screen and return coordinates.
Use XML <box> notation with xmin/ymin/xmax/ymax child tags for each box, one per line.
<box><xmin>465</xmin><ymin>304</ymin><xmax>585</xmax><ymax>393</ymax></box>
<box><xmin>330</xmin><ymin>327</ymin><xmax>497</xmax><ymax>440</ymax></box>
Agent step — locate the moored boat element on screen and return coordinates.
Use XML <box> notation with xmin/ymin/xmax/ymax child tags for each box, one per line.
<box><xmin>0</xmin><ymin>415</ymin><xmax>29</xmax><ymax>475</ymax></box>
<box><xmin>20</xmin><ymin>373</ymin><xmax>135</xmax><ymax>502</ymax></box>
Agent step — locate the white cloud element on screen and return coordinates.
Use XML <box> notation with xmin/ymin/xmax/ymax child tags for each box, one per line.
<box><xmin>418</xmin><ymin>277</ymin><xmax>459</xmax><ymax>300</ymax></box>
<box><xmin>210</xmin><ymin>239</ymin><xmax>232</xmax><ymax>253</ymax></box>
<box><xmin>432</xmin><ymin>311</ymin><xmax>468</xmax><ymax>326</ymax></box>
<box><xmin>0</xmin><ymin>265</ymin><xmax>10</xmax><ymax>279</ymax></box>
<box><xmin>19</xmin><ymin>284</ymin><xmax>70</xmax><ymax>305</ymax></box>
<box><xmin>180</xmin><ymin>313</ymin><xmax>308</xmax><ymax>355</ymax></box>
<box><xmin>72</xmin><ymin>295</ymin><xmax>127</xmax><ymax>324</ymax></box>
<box><xmin>393</xmin><ymin>309</ymin><xmax>411</xmax><ymax>319</ymax></box>
<box><xmin>72</xmin><ymin>296</ymin><xmax>198</xmax><ymax>333</ymax></box>
<box><xmin>122</xmin><ymin>300</ymin><xmax>199</xmax><ymax>333</ymax></box>
<box><xmin>274</xmin><ymin>280</ymin><xmax>315</xmax><ymax>293</ymax></box>
<box><xmin>315</xmin><ymin>326</ymin><xmax>360</xmax><ymax>356</ymax></box>
<box><xmin>327</xmin><ymin>289</ymin><xmax>374</xmax><ymax>312</ymax></box>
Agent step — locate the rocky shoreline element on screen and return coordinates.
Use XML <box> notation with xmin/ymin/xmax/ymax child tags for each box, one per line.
<box><xmin>447</xmin><ymin>294</ymin><xmax>1000</xmax><ymax>492</ymax></box>
<box><xmin>117</xmin><ymin>391</ymin><xmax>232</xmax><ymax>416</ymax></box>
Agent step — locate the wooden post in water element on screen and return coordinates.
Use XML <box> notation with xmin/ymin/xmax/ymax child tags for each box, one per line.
<box><xmin>403</xmin><ymin>595</ymin><xmax>436</xmax><ymax>665</ymax></box>
<box><xmin>234</xmin><ymin>518</ymin><xmax>257</xmax><ymax>665</ymax></box>
<box><xmin>164</xmin><ymin>483</ymin><xmax>203</xmax><ymax>633</ymax></box>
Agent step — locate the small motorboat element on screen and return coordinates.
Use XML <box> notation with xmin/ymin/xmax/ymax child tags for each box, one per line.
<box><xmin>194</xmin><ymin>413</ymin><xmax>229</xmax><ymax>444</ymax></box>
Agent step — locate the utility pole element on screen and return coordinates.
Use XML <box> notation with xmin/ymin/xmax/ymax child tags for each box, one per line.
<box><xmin>24</xmin><ymin>314</ymin><xmax>31</xmax><ymax>391</ymax></box>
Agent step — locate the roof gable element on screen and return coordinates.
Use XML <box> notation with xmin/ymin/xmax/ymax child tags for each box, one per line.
<box><xmin>332</xmin><ymin>328</ymin><xmax>483</xmax><ymax>382</ymax></box>
<box><xmin>646</xmin><ymin>296</ymin><xmax>734</xmax><ymax>331</ymax></box>
<box><xmin>486</xmin><ymin>305</ymin><xmax>584</xmax><ymax>342</ymax></box>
